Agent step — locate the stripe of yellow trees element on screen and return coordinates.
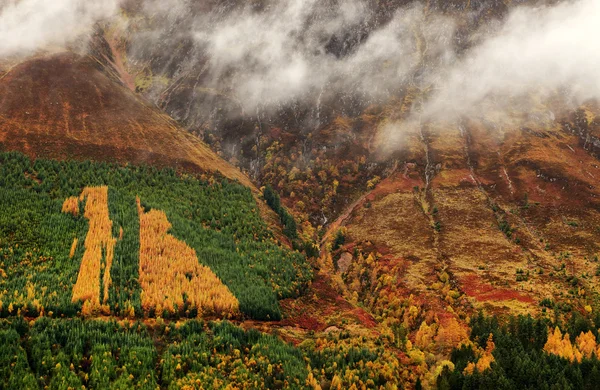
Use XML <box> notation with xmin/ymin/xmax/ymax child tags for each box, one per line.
<box><xmin>62</xmin><ymin>187</ymin><xmax>116</xmax><ymax>314</ymax></box>
<box><xmin>68</xmin><ymin>238</ymin><xmax>78</xmax><ymax>259</ymax></box>
<box><xmin>136</xmin><ymin>197</ymin><xmax>239</xmax><ymax>317</ymax></box>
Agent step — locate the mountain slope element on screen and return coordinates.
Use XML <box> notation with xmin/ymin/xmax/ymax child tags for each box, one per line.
<box><xmin>0</xmin><ymin>52</ymin><xmax>252</xmax><ymax>187</ymax></box>
<box><xmin>322</xmin><ymin>110</ymin><xmax>600</xmax><ymax>327</ymax></box>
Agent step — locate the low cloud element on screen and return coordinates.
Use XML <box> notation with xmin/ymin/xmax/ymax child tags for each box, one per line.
<box><xmin>424</xmin><ymin>0</ymin><xmax>600</xmax><ymax>120</ymax></box>
<box><xmin>130</xmin><ymin>0</ymin><xmax>454</xmax><ymax>115</ymax></box>
<box><xmin>0</xmin><ymin>0</ymin><xmax>119</xmax><ymax>58</ymax></box>
<box><xmin>132</xmin><ymin>0</ymin><xmax>600</xmax><ymax>126</ymax></box>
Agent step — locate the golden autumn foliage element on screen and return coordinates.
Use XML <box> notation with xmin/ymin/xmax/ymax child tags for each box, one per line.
<box><xmin>408</xmin><ymin>348</ymin><xmax>426</xmax><ymax>365</ymax></box>
<box><xmin>69</xmin><ymin>238</ymin><xmax>78</xmax><ymax>259</ymax></box>
<box><xmin>136</xmin><ymin>197</ymin><xmax>239</xmax><ymax>317</ymax></box>
<box><xmin>306</xmin><ymin>372</ymin><xmax>322</xmax><ymax>390</ymax></box>
<box><xmin>464</xmin><ymin>334</ymin><xmax>495</xmax><ymax>375</ymax></box>
<box><xmin>543</xmin><ymin>328</ymin><xmax>600</xmax><ymax>362</ymax></box>
<box><xmin>432</xmin><ymin>360</ymin><xmax>455</xmax><ymax>383</ymax></box>
<box><xmin>61</xmin><ymin>196</ymin><xmax>79</xmax><ymax>216</ymax></box>
<box><xmin>576</xmin><ymin>331</ymin><xmax>597</xmax><ymax>358</ymax></box>
<box><xmin>415</xmin><ymin>321</ymin><xmax>436</xmax><ymax>350</ymax></box>
<box><xmin>415</xmin><ymin>317</ymin><xmax>468</xmax><ymax>357</ymax></box>
<box><xmin>64</xmin><ymin>187</ymin><xmax>117</xmax><ymax>310</ymax></box>
<box><xmin>544</xmin><ymin>327</ymin><xmax>583</xmax><ymax>363</ymax></box>
<box><xmin>435</xmin><ymin>318</ymin><xmax>469</xmax><ymax>350</ymax></box>
<box><xmin>330</xmin><ymin>375</ymin><xmax>343</xmax><ymax>390</ymax></box>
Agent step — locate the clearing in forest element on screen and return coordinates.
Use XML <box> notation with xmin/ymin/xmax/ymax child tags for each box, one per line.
<box><xmin>136</xmin><ymin>197</ymin><xmax>239</xmax><ymax>317</ymax></box>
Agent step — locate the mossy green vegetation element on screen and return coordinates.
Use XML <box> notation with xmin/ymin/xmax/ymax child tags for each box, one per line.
<box><xmin>0</xmin><ymin>317</ymin><xmax>311</xmax><ymax>389</ymax></box>
<box><xmin>161</xmin><ymin>320</ymin><xmax>308</xmax><ymax>389</ymax></box>
<box><xmin>0</xmin><ymin>317</ymin><xmax>404</xmax><ymax>390</ymax></box>
<box><xmin>0</xmin><ymin>152</ymin><xmax>312</xmax><ymax>320</ymax></box>
<box><xmin>263</xmin><ymin>185</ymin><xmax>298</xmax><ymax>240</ymax></box>
<box><xmin>108</xmin><ymin>188</ymin><xmax>142</xmax><ymax>317</ymax></box>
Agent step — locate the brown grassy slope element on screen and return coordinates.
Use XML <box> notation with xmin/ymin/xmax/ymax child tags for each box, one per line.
<box><xmin>0</xmin><ymin>52</ymin><xmax>252</xmax><ymax>187</ymax></box>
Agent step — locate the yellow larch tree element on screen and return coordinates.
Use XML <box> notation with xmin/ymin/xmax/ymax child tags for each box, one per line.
<box><xmin>415</xmin><ymin>321</ymin><xmax>436</xmax><ymax>350</ymax></box>
<box><xmin>576</xmin><ymin>331</ymin><xmax>597</xmax><ymax>358</ymax></box>
<box><xmin>137</xmin><ymin>197</ymin><xmax>239</xmax><ymax>317</ymax></box>
<box><xmin>69</xmin><ymin>238</ymin><xmax>78</xmax><ymax>259</ymax></box>
<box><xmin>544</xmin><ymin>327</ymin><xmax>563</xmax><ymax>355</ymax></box>
<box><xmin>330</xmin><ymin>375</ymin><xmax>343</xmax><ymax>390</ymax></box>
<box><xmin>435</xmin><ymin>318</ymin><xmax>469</xmax><ymax>351</ymax></box>
<box><xmin>62</xmin><ymin>196</ymin><xmax>79</xmax><ymax>216</ymax></box>
<box><xmin>306</xmin><ymin>372</ymin><xmax>322</xmax><ymax>390</ymax></box>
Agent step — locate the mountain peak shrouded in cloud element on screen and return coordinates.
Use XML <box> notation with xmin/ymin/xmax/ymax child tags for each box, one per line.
<box><xmin>0</xmin><ymin>0</ymin><xmax>119</xmax><ymax>57</ymax></box>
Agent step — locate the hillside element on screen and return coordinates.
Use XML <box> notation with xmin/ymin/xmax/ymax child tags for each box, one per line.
<box><xmin>0</xmin><ymin>52</ymin><xmax>251</xmax><ymax>186</ymax></box>
<box><xmin>0</xmin><ymin>152</ymin><xmax>412</xmax><ymax>388</ymax></box>
<box><xmin>0</xmin><ymin>151</ymin><xmax>312</xmax><ymax>321</ymax></box>
<box><xmin>97</xmin><ymin>0</ymin><xmax>600</xmax><ymax>324</ymax></box>
<box><xmin>320</xmin><ymin>105</ymin><xmax>600</xmax><ymax>347</ymax></box>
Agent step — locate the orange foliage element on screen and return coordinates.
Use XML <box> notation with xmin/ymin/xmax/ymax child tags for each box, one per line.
<box><xmin>330</xmin><ymin>375</ymin><xmax>343</xmax><ymax>390</ymax></box>
<box><xmin>61</xmin><ymin>196</ymin><xmax>79</xmax><ymax>215</ymax></box>
<box><xmin>64</xmin><ymin>187</ymin><xmax>117</xmax><ymax>309</ymax></box>
<box><xmin>435</xmin><ymin>318</ymin><xmax>469</xmax><ymax>350</ymax></box>
<box><xmin>576</xmin><ymin>331</ymin><xmax>597</xmax><ymax>358</ymax></box>
<box><xmin>484</xmin><ymin>333</ymin><xmax>496</xmax><ymax>355</ymax></box>
<box><xmin>137</xmin><ymin>197</ymin><xmax>239</xmax><ymax>317</ymax></box>
<box><xmin>464</xmin><ymin>334</ymin><xmax>495</xmax><ymax>375</ymax></box>
<box><xmin>306</xmin><ymin>372</ymin><xmax>322</xmax><ymax>390</ymax></box>
<box><xmin>544</xmin><ymin>327</ymin><xmax>583</xmax><ymax>363</ymax></box>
